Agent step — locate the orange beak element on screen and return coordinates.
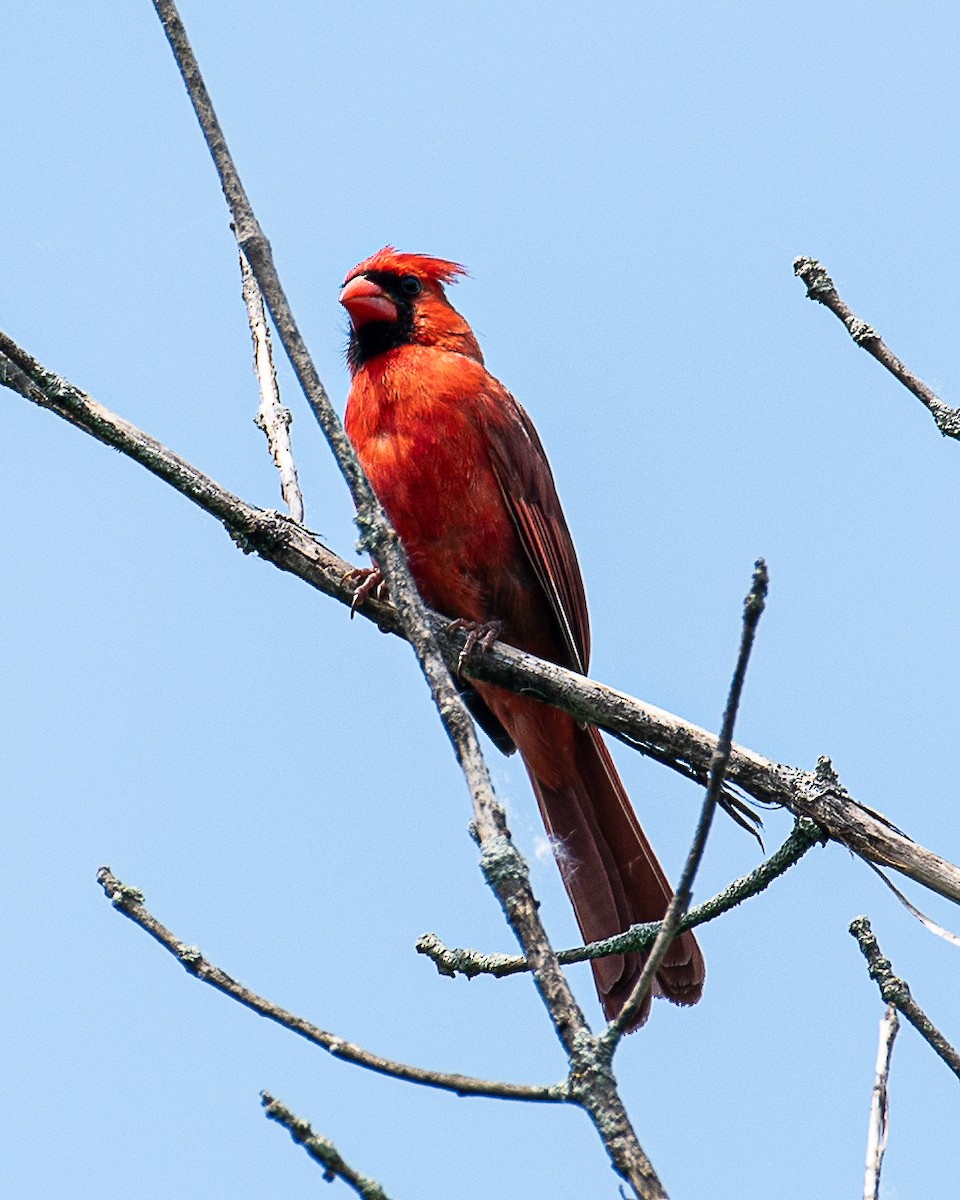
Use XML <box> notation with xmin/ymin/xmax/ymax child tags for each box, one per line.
<box><xmin>339</xmin><ymin>275</ymin><xmax>398</xmax><ymax>328</ymax></box>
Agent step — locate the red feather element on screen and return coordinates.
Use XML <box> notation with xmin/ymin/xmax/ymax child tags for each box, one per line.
<box><xmin>345</xmin><ymin>246</ymin><xmax>468</xmax><ymax>288</ymax></box>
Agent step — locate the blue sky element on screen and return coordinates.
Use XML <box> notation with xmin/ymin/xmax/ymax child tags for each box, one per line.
<box><xmin>4</xmin><ymin>3</ymin><xmax>959</xmax><ymax>1197</ymax></box>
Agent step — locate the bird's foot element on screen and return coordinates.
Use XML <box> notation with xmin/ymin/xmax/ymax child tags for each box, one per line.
<box><xmin>448</xmin><ymin>618</ymin><xmax>503</xmax><ymax>675</ymax></box>
<box><xmin>345</xmin><ymin>567</ymin><xmax>388</xmax><ymax>618</ymax></box>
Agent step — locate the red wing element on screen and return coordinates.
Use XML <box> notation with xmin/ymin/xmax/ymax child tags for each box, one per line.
<box><xmin>484</xmin><ymin>389</ymin><xmax>590</xmax><ymax>675</ymax></box>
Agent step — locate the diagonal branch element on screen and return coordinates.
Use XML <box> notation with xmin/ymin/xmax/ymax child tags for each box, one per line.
<box><xmin>261</xmin><ymin>1093</ymin><xmax>392</xmax><ymax>1200</ymax></box>
<box><xmin>96</xmin><ymin>867</ymin><xmax>564</xmax><ymax>1103</ymax></box>
<box><xmin>793</xmin><ymin>256</ymin><xmax>960</xmax><ymax>440</ymax></box>
<box><xmin>602</xmin><ymin>560</ymin><xmax>768</xmax><ymax>1044</ymax></box>
<box><xmin>148</xmin><ymin>5</ymin><xmax>668</xmax><ymax>1192</ymax></box>
<box><xmin>3</xmin><ymin>329</ymin><xmax>959</xmax><ymax>914</ymax></box>
<box><xmin>850</xmin><ymin>916</ymin><xmax>960</xmax><ymax>1082</ymax></box>
<box><xmin>149</xmin><ymin>2</ymin><xmax>500</xmax><ymax>838</ymax></box>
<box><xmin>417</xmin><ymin>817</ymin><xmax>823</xmax><ymax>982</ymax></box>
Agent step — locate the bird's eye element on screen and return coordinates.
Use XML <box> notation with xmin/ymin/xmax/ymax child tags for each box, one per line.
<box><xmin>399</xmin><ymin>275</ymin><xmax>422</xmax><ymax>296</ymax></box>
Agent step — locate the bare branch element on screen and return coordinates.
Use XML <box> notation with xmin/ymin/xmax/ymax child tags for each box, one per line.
<box><xmin>3</xmin><ymin>329</ymin><xmax>958</xmax><ymax>912</ymax></box>
<box><xmin>863</xmin><ymin>1004</ymin><xmax>898</xmax><ymax>1200</ymax></box>
<box><xmin>147</xmin><ymin>6</ymin><xmax>508</xmax><ymax>872</ymax></box>
<box><xmin>239</xmin><ymin>246</ymin><xmax>303</xmax><ymax>523</ymax></box>
<box><xmin>147</xmin><ymin>2</ymin><xmax>609</xmax><ymax>1098</ymax></box>
<box><xmin>150</xmin><ymin>0</ymin><xmax>502</xmax><ymax>838</ymax></box>
<box><xmin>261</xmin><ymin>1093</ymin><xmax>392</xmax><ymax>1200</ymax></box>
<box><xmin>458</xmin><ymin>657</ymin><xmax>960</xmax><ymax>907</ymax></box>
<box><xmin>849</xmin><ymin>917</ymin><xmax>960</xmax><ymax>1082</ymax></box>
<box><xmin>793</xmin><ymin>256</ymin><xmax>960</xmax><ymax>439</ymax></box>
<box><xmin>417</xmin><ymin>816</ymin><xmax>823</xmax><ymax>981</ymax></box>
<box><xmin>147</xmin><ymin>8</ymin><xmax>689</xmax><ymax>1191</ymax></box>
<box><xmin>96</xmin><ymin>867</ymin><xmax>564</xmax><ymax>1104</ymax></box>
<box><xmin>603</xmin><ymin>560</ymin><xmax>768</xmax><ymax>1043</ymax></box>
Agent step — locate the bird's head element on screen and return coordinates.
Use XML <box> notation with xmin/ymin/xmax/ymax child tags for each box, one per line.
<box><xmin>340</xmin><ymin>247</ymin><xmax>483</xmax><ymax>372</ymax></box>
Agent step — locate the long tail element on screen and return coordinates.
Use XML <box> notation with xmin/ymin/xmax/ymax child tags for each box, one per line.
<box><xmin>527</xmin><ymin>720</ymin><xmax>704</xmax><ymax>1029</ymax></box>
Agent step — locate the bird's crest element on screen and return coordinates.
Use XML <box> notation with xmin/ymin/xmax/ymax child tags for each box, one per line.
<box><xmin>345</xmin><ymin>246</ymin><xmax>467</xmax><ymax>286</ymax></box>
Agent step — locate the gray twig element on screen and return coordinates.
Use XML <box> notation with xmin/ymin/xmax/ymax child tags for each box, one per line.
<box><xmin>849</xmin><ymin>917</ymin><xmax>960</xmax><ymax>1082</ymax></box>
<box><xmin>417</xmin><ymin>816</ymin><xmax>823</xmax><ymax>980</ymax></box>
<box><xmin>238</xmin><ymin>246</ymin><xmax>304</xmax><ymax>523</ymax></box>
<box><xmin>96</xmin><ymin>867</ymin><xmax>563</xmax><ymax>1103</ymax></box>
<box><xmin>793</xmin><ymin>256</ymin><xmax>960</xmax><ymax>440</ymax></box>
<box><xmin>261</xmin><ymin>1093</ymin><xmax>391</xmax><ymax>1200</ymax></box>
<box><xmin>602</xmin><ymin>561</ymin><xmax>768</xmax><ymax>1044</ymax></box>
<box><xmin>863</xmin><ymin>1004</ymin><xmax>898</xmax><ymax>1200</ymax></box>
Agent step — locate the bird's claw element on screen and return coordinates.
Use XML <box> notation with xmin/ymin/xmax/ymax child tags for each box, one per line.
<box><xmin>448</xmin><ymin>618</ymin><xmax>503</xmax><ymax>675</ymax></box>
<box><xmin>345</xmin><ymin>567</ymin><xmax>388</xmax><ymax>618</ymax></box>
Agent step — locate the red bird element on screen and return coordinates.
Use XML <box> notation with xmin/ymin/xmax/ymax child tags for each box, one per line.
<box><xmin>340</xmin><ymin>247</ymin><xmax>704</xmax><ymax>1026</ymax></box>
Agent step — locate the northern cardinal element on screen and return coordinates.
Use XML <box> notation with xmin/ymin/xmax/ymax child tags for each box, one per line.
<box><xmin>340</xmin><ymin>247</ymin><xmax>704</xmax><ymax>1026</ymax></box>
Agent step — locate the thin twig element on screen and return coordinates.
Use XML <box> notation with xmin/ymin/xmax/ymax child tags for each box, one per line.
<box><xmin>603</xmin><ymin>561</ymin><xmax>768</xmax><ymax>1044</ymax></box>
<box><xmin>849</xmin><ymin>917</ymin><xmax>960</xmax><ymax>1082</ymax></box>
<box><xmin>793</xmin><ymin>256</ymin><xmax>960</xmax><ymax>440</ymax></box>
<box><xmin>3</xmin><ymin>330</ymin><xmax>959</xmax><ymax>912</ymax></box>
<box><xmin>863</xmin><ymin>1004</ymin><xmax>898</xmax><ymax>1200</ymax></box>
<box><xmin>96</xmin><ymin>867</ymin><xmax>564</xmax><ymax>1104</ymax></box>
<box><xmin>261</xmin><ymin>1093</ymin><xmax>391</xmax><ymax>1200</ymax></box>
<box><xmin>417</xmin><ymin>816</ymin><xmax>824</xmax><ymax>980</ymax></box>
<box><xmin>238</xmin><ymin>245</ymin><xmax>303</xmax><ymax>522</ymax></box>
<box><xmin>865</xmin><ymin>861</ymin><xmax>960</xmax><ymax>948</ymax></box>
